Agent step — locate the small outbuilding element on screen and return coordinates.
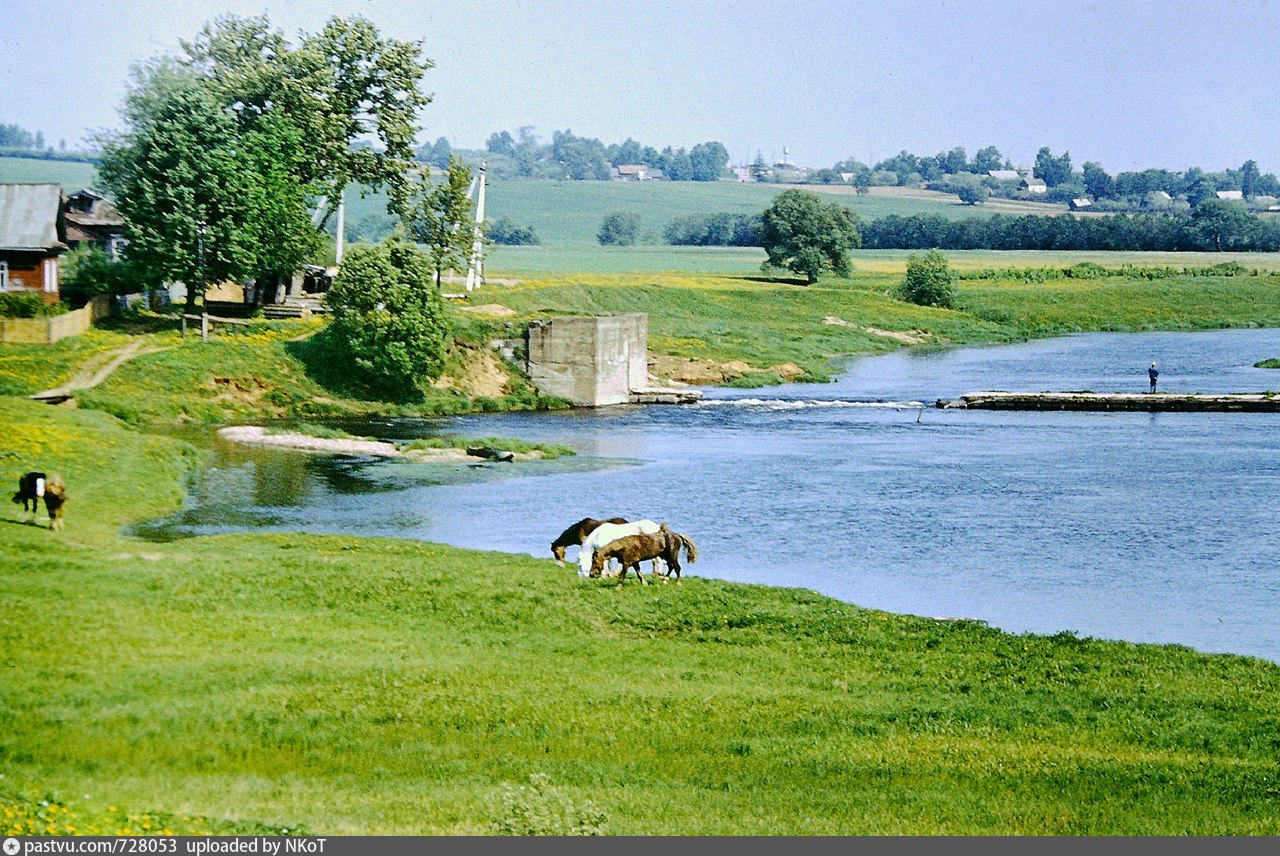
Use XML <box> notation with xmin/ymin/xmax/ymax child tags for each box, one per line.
<box><xmin>0</xmin><ymin>183</ymin><xmax>68</xmax><ymax>304</ymax></box>
<box><xmin>1020</xmin><ymin>177</ymin><xmax>1048</xmax><ymax>194</ymax></box>
<box><xmin>1068</xmin><ymin>197</ymin><xmax>1093</xmax><ymax>211</ymax></box>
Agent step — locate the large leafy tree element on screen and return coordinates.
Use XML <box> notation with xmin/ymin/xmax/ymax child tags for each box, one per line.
<box><xmin>689</xmin><ymin>141</ymin><xmax>730</xmax><ymax>182</ymax></box>
<box><xmin>760</xmin><ymin>189</ymin><xmax>861</xmax><ymax>284</ymax></box>
<box><xmin>98</xmin><ymin>60</ymin><xmax>260</xmax><ymax>313</ymax></box>
<box><xmin>1034</xmin><ymin>147</ymin><xmax>1074</xmax><ymax>187</ymax></box>
<box><xmin>325</xmin><ymin>236</ymin><xmax>450</xmax><ymax>399</ymax></box>
<box><xmin>99</xmin><ymin>14</ymin><xmax>431</xmax><ymax>310</ymax></box>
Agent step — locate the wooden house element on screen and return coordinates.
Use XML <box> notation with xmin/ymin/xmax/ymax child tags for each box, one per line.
<box><xmin>63</xmin><ymin>189</ymin><xmax>126</xmax><ymax>258</ymax></box>
<box><xmin>0</xmin><ymin>183</ymin><xmax>67</xmax><ymax>304</ymax></box>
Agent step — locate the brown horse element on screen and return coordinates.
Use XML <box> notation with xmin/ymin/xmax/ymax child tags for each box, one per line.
<box><xmin>43</xmin><ymin>474</ymin><xmax>67</xmax><ymax>531</ymax></box>
<box><xmin>551</xmin><ymin>516</ymin><xmax>628</xmax><ymax>566</ymax></box>
<box><xmin>590</xmin><ymin>524</ymin><xmax>698</xmax><ymax>586</ymax></box>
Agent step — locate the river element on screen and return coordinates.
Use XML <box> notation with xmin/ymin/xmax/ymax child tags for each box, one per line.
<box><xmin>138</xmin><ymin>328</ymin><xmax>1280</xmax><ymax>662</ymax></box>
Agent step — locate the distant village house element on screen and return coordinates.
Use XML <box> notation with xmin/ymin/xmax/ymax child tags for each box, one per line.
<box><xmin>0</xmin><ymin>183</ymin><xmax>68</xmax><ymax>304</ymax></box>
<box><xmin>1216</xmin><ymin>190</ymin><xmax>1244</xmax><ymax>201</ymax></box>
<box><xmin>1020</xmin><ymin>176</ymin><xmax>1048</xmax><ymax>194</ymax></box>
<box><xmin>63</xmin><ymin>189</ymin><xmax>127</xmax><ymax>259</ymax></box>
<box><xmin>613</xmin><ymin>164</ymin><xmax>651</xmax><ymax>182</ymax></box>
<box><xmin>1068</xmin><ymin>198</ymin><xmax>1093</xmax><ymax>211</ymax></box>
<box><xmin>988</xmin><ymin>169</ymin><xmax>1020</xmax><ymax>181</ymax></box>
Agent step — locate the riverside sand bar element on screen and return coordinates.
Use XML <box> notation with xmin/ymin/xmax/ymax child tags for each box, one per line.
<box><xmin>937</xmin><ymin>391</ymin><xmax>1280</xmax><ymax>412</ymax></box>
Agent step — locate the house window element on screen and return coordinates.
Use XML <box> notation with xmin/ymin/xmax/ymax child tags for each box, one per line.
<box><xmin>44</xmin><ymin>258</ymin><xmax>58</xmax><ymax>293</ymax></box>
<box><xmin>0</xmin><ymin>261</ymin><xmax>8</xmax><ymax>291</ymax></box>
<box><xmin>108</xmin><ymin>235</ymin><xmax>128</xmax><ymax>261</ymax></box>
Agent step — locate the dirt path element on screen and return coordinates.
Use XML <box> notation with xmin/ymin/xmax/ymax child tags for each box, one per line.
<box><xmin>29</xmin><ymin>338</ymin><xmax>169</xmax><ymax>402</ymax></box>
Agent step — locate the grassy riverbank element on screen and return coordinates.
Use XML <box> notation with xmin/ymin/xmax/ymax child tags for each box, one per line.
<box><xmin>476</xmin><ymin>266</ymin><xmax>1280</xmax><ymax>382</ymax></box>
<box><xmin>3</xmin><ymin>397</ymin><xmax>1280</xmax><ymax>835</ymax></box>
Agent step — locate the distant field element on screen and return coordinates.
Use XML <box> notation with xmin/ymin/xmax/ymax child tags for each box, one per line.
<box><xmin>483</xmin><ymin>246</ymin><xmax>1280</xmax><ymax>276</ymax></box>
<box><xmin>0</xmin><ymin>156</ymin><xmax>98</xmax><ymax>189</ymax></box>
<box><xmin>343</xmin><ymin>179</ymin><xmax>1068</xmax><ymax>248</ymax></box>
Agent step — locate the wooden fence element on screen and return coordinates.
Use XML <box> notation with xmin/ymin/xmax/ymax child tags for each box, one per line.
<box><xmin>0</xmin><ymin>296</ymin><xmax>110</xmax><ymax>344</ymax></box>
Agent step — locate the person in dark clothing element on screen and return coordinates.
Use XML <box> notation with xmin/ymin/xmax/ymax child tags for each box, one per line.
<box><xmin>1148</xmin><ymin>362</ymin><xmax>1159</xmax><ymax>393</ymax></box>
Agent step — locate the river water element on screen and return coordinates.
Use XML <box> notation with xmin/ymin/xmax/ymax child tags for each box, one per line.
<box><xmin>139</xmin><ymin>328</ymin><xmax>1280</xmax><ymax>662</ymax></box>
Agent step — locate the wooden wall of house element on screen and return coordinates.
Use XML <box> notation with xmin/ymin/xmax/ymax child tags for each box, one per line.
<box><xmin>0</xmin><ymin>251</ymin><xmax>60</xmax><ymax>303</ymax></box>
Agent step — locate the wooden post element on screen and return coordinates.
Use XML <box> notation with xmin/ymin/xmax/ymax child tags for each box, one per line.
<box><xmin>181</xmin><ymin>314</ymin><xmax>187</xmax><ymax>338</ymax></box>
<box><xmin>201</xmin><ymin>312</ymin><xmax>208</xmax><ymax>341</ymax></box>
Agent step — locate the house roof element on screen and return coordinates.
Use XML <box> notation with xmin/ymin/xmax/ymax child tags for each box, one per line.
<box><xmin>1021</xmin><ymin>177</ymin><xmax>1046</xmax><ymax>187</ymax></box>
<box><xmin>0</xmin><ymin>183</ymin><xmax>66</xmax><ymax>252</ymax></box>
<box><xmin>988</xmin><ymin>169</ymin><xmax>1020</xmax><ymax>181</ymax></box>
<box><xmin>617</xmin><ymin>164</ymin><xmax>648</xmax><ymax>175</ymax></box>
<box><xmin>1216</xmin><ymin>190</ymin><xmax>1244</xmax><ymax>200</ymax></box>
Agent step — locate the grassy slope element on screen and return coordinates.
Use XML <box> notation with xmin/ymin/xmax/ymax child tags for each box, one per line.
<box><xmin>2</xmin><ymin>396</ymin><xmax>1280</xmax><ymax>835</ymax></box>
<box><xmin>0</xmin><ymin>315</ymin><xmax>550</xmax><ymax>428</ymax></box>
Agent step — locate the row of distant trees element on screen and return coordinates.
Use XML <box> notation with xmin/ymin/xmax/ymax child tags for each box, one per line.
<box><xmin>417</xmin><ymin>128</ymin><xmax>730</xmax><ymax>182</ymax></box>
<box><xmin>665</xmin><ymin>198</ymin><xmax>1280</xmax><ymax>254</ymax></box>
<box><xmin>862</xmin><ymin>202</ymin><xmax>1280</xmax><ymax>253</ymax></box>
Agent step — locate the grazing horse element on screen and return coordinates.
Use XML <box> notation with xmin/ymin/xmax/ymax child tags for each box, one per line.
<box><xmin>43</xmin><ymin>474</ymin><xmax>67</xmax><ymax>531</ymax></box>
<box><xmin>12</xmin><ymin>471</ymin><xmax>66</xmax><ymax>530</ymax></box>
<box><xmin>550</xmin><ymin>517</ymin><xmax>628</xmax><ymax>566</ymax></box>
<box><xmin>590</xmin><ymin>524</ymin><xmax>698</xmax><ymax>586</ymax></box>
<box><xmin>578</xmin><ymin>519</ymin><xmax>661</xmax><ymax>577</ymax></box>
<box><xmin>13</xmin><ymin>471</ymin><xmax>47</xmax><ymax>516</ymax></box>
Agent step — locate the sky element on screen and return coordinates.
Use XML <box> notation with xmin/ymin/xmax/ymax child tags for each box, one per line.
<box><xmin>3</xmin><ymin>0</ymin><xmax>1279</xmax><ymax>173</ymax></box>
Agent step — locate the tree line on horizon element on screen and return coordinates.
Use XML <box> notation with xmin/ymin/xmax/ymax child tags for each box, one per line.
<box><xmin>823</xmin><ymin>145</ymin><xmax>1280</xmax><ymax>209</ymax></box>
<box><xmin>417</xmin><ymin>128</ymin><xmax>730</xmax><ymax>182</ymax></box>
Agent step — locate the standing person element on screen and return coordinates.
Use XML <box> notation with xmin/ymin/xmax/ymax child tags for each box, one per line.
<box><xmin>1148</xmin><ymin>362</ymin><xmax>1159</xmax><ymax>393</ymax></box>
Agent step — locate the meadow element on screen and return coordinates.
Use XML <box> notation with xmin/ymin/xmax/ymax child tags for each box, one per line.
<box><xmin>3</xmin><ymin>396</ymin><xmax>1280</xmax><ymax>835</ymax></box>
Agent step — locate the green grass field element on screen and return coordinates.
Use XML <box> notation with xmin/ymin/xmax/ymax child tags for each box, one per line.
<box><xmin>3</xmin><ymin>396</ymin><xmax>1280</xmax><ymax>835</ymax></box>
<box><xmin>0</xmin><ymin>156</ymin><xmax>99</xmax><ymax>190</ymax></box>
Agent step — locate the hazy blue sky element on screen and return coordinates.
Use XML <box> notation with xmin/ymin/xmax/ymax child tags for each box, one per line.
<box><xmin>3</xmin><ymin>0</ymin><xmax>1278</xmax><ymax>172</ymax></box>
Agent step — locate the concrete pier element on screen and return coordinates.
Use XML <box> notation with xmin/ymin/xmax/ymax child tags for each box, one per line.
<box><xmin>937</xmin><ymin>391</ymin><xmax>1280</xmax><ymax>412</ymax></box>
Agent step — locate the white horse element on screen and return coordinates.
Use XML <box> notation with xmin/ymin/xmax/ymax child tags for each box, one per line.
<box><xmin>579</xmin><ymin>519</ymin><xmax>662</xmax><ymax>577</ymax></box>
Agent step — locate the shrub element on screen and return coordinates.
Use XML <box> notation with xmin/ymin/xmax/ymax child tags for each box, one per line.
<box><xmin>897</xmin><ymin>249</ymin><xmax>955</xmax><ymax>308</ymax></box>
<box><xmin>0</xmin><ymin>292</ymin><xmax>64</xmax><ymax>318</ymax></box>
<box><xmin>597</xmin><ymin>211</ymin><xmax>641</xmax><ymax>246</ymax></box>
<box><xmin>324</xmin><ymin>236</ymin><xmax>451</xmax><ymax>401</ymax></box>
<box><xmin>487</xmin><ymin>216</ymin><xmax>539</xmax><ymax>246</ymax></box>
<box><xmin>489</xmin><ymin>774</ymin><xmax>606</xmax><ymax>836</ymax></box>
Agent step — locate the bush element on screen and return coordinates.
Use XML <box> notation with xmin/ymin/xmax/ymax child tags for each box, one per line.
<box><xmin>897</xmin><ymin>249</ymin><xmax>955</xmax><ymax>308</ymax></box>
<box><xmin>0</xmin><ymin>292</ymin><xmax>64</xmax><ymax>318</ymax></box>
<box><xmin>324</xmin><ymin>236</ymin><xmax>451</xmax><ymax>401</ymax></box>
<box><xmin>597</xmin><ymin>211</ymin><xmax>641</xmax><ymax>246</ymax></box>
<box><xmin>489</xmin><ymin>774</ymin><xmax>606</xmax><ymax>836</ymax></box>
<box><xmin>486</xmin><ymin>216</ymin><xmax>539</xmax><ymax>245</ymax></box>
<box><xmin>61</xmin><ymin>245</ymin><xmax>156</xmax><ymax>302</ymax></box>
<box><xmin>664</xmin><ymin>212</ymin><xmax>761</xmax><ymax>246</ymax></box>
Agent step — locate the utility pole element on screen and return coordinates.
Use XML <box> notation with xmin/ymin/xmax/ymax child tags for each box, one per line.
<box><xmin>335</xmin><ymin>189</ymin><xmax>346</xmax><ymax>265</ymax></box>
<box><xmin>465</xmin><ymin>160</ymin><xmax>487</xmax><ymax>292</ymax></box>
<box><xmin>197</xmin><ymin>219</ymin><xmax>208</xmax><ymax>341</ymax></box>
